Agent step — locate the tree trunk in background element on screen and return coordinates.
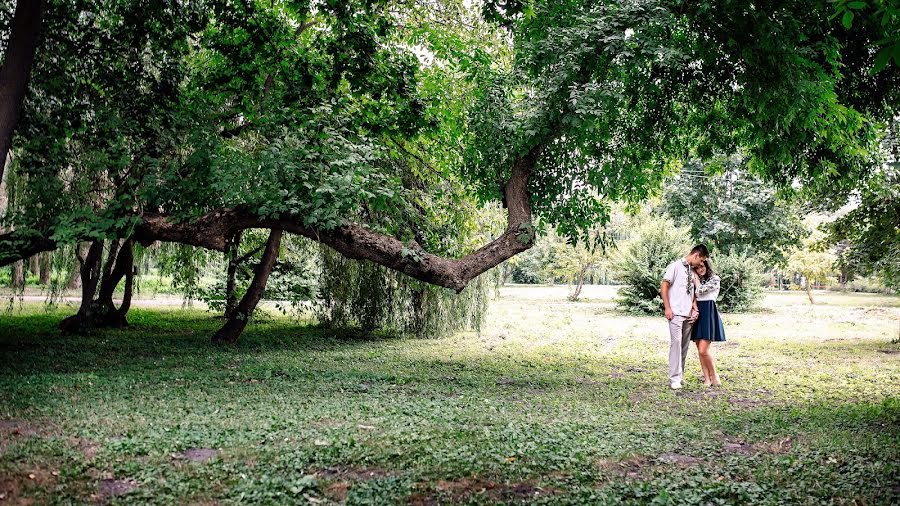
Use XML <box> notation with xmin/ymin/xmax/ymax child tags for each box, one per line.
<box><xmin>213</xmin><ymin>229</ymin><xmax>282</xmax><ymax>344</ymax></box>
<box><xmin>224</xmin><ymin>230</ymin><xmax>242</xmax><ymax>318</ymax></box>
<box><xmin>66</xmin><ymin>244</ymin><xmax>85</xmax><ymax>290</ymax></box>
<box><xmin>805</xmin><ymin>278</ymin><xmax>815</xmax><ymax>304</ymax></box>
<box><xmin>59</xmin><ymin>240</ymin><xmax>104</xmax><ymax>334</ymax></box>
<box><xmin>11</xmin><ymin>259</ymin><xmax>24</xmax><ymax>288</ymax></box>
<box><xmin>38</xmin><ymin>251</ymin><xmax>50</xmax><ymax>284</ymax></box>
<box><xmin>0</xmin><ymin>0</ymin><xmax>45</xmax><ymax>184</ymax></box>
<box><xmin>568</xmin><ymin>265</ymin><xmax>589</xmax><ymax>301</ymax></box>
<box><xmin>28</xmin><ymin>254</ymin><xmax>38</xmax><ymax>276</ymax></box>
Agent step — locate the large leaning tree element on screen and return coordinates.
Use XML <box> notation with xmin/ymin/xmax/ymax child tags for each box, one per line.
<box><xmin>1</xmin><ymin>0</ymin><xmax>898</xmax><ymax>338</ymax></box>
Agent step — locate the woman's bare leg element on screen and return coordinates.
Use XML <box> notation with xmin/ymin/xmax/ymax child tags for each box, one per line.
<box><xmin>698</xmin><ymin>340</ymin><xmax>720</xmax><ymax>385</ymax></box>
<box><xmin>695</xmin><ymin>340</ymin><xmax>711</xmax><ymax>385</ymax></box>
<box><xmin>697</xmin><ymin>339</ymin><xmax>713</xmax><ymax>386</ymax></box>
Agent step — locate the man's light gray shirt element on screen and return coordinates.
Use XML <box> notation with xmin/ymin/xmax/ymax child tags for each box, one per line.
<box><xmin>663</xmin><ymin>258</ymin><xmax>695</xmax><ymax>317</ymax></box>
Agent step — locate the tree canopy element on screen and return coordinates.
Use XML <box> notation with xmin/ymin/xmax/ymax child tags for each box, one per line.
<box><xmin>1</xmin><ymin>0</ymin><xmax>898</xmax><ymax>297</ymax></box>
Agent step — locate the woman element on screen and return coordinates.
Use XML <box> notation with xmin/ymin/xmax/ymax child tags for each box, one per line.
<box><xmin>692</xmin><ymin>260</ymin><xmax>725</xmax><ymax>386</ymax></box>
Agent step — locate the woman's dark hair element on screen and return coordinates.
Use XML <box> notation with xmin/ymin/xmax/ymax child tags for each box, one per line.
<box><xmin>698</xmin><ymin>259</ymin><xmax>714</xmax><ymax>283</ymax></box>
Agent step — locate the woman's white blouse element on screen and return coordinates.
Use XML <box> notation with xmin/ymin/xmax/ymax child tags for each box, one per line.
<box><xmin>696</xmin><ymin>275</ymin><xmax>721</xmax><ymax>301</ymax></box>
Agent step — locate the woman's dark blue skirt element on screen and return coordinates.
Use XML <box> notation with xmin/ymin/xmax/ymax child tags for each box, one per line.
<box><xmin>692</xmin><ymin>300</ymin><xmax>726</xmax><ymax>341</ymax></box>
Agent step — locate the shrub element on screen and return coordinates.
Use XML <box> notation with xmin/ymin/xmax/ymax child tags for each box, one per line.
<box><xmin>712</xmin><ymin>251</ymin><xmax>764</xmax><ymax>312</ymax></box>
<box><xmin>614</xmin><ymin>215</ymin><xmax>691</xmax><ymax>315</ymax></box>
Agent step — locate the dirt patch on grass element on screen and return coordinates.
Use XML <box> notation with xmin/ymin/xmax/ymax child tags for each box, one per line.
<box><xmin>0</xmin><ymin>419</ymin><xmax>39</xmax><ymax>439</ymax></box>
<box><xmin>656</xmin><ymin>453</ymin><xmax>701</xmax><ymax>466</ymax></box>
<box><xmin>0</xmin><ymin>478</ymin><xmax>22</xmax><ymax>504</ymax></box>
<box><xmin>315</xmin><ymin>467</ymin><xmax>392</xmax><ymax>482</ymax></box>
<box><xmin>69</xmin><ymin>438</ymin><xmax>101</xmax><ymax>460</ymax></box>
<box><xmin>754</xmin><ymin>436</ymin><xmax>795</xmax><ymax>454</ymax></box>
<box><xmin>97</xmin><ymin>478</ymin><xmax>137</xmax><ymax>499</ymax></box>
<box><xmin>315</xmin><ymin>467</ymin><xmax>393</xmax><ymax>502</ymax></box>
<box><xmin>719</xmin><ymin>435</ymin><xmax>795</xmax><ymax>455</ymax></box>
<box><xmin>596</xmin><ymin>455</ymin><xmax>650</xmax><ymax>478</ymax></box>
<box><xmin>409</xmin><ymin>478</ymin><xmax>556</xmax><ymax>505</ymax></box>
<box><xmin>179</xmin><ymin>448</ymin><xmax>218</xmax><ymax>463</ymax></box>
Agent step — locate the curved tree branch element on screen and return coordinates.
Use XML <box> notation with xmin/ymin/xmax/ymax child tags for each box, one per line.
<box><xmin>0</xmin><ymin>150</ymin><xmax>540</xmax><ymax>292</ymax></box>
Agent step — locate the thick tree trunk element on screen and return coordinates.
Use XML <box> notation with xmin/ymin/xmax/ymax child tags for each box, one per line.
<box><xmin>59</xmin><ymin>240</ymin><xmax>104</xmax><ymax>334</ymax></box>
<box><xmin>212</xmin><ymin>229</ymin><xmax>282</xmax><ymax>344</ymax></box>
<box><xmin>224</xmin><ymin>230</ymin><xmax>242</xmax><ymax>318</ymax></box>
<box><xmin>94</xmin><ymin>239</ymin><xmax>134</xmax><ymax>328</ymax></box>
<box><xmin>0</xmin><ymin>0</ymin><xmax>45</xmax><ymax>184</ymax></box>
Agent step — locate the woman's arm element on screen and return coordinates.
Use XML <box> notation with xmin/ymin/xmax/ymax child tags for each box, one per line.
<box><xmin>697</xmin><ymin>275</ymin><xmax>720</xmax><ymax>296</ymax></box>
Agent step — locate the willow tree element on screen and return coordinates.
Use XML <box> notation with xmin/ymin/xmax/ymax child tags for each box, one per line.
<box><xmin>1</xmin><ymin>0</ymin><xmax>898</xmax><ymax>339</ymax></box>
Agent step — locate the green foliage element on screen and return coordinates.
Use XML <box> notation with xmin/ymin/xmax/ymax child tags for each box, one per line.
<box><xmin>662</xmin><ymin>157</ymin><xmax>806</xmax><ymax>267</ymax></box>
<box><xmin>821</xmin><ymin>129</ymin><xmax>899</xmax><ymax>289</ymax></box>
<box><xmin>614</xmin><ymin>215</ymin><xmax>764</xmax><ymax>313</ymax></box>
<box><xmin>832</xmin><ymin>0</ymin><xmax>900</xmax><ymax>73</ymax></box>
<box><xmin>712</xmin><ymin>251</ymin><xmax>765</xmax><ymax>312</ymax></box>
<box><xmin>789</xmin><ymin>238</ymin><xmax>838</xmax><ymax>288</ymax></box>
<box><xmin>314</xmin><ymin>247</ymin><xmax>493</xmax><ymax>338</ymax></box>
<box><xmin>614</xmin><ymin>215</ymin><xmax>691</xmax><ymax>315</ymax></box>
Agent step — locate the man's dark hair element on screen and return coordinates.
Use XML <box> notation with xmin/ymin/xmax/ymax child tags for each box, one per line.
<box><xmin>690</xmin><ymin>244</ymin><xmax>710</xmax><ymax>259</ymax></box>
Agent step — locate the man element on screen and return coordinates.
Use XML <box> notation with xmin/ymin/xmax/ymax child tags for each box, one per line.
<box><xmin>661</xmin><ymin>244</ymin><xmax>709</xmax><ymax>389</ymax></box>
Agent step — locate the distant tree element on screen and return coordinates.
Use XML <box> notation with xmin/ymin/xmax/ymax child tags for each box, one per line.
<box><xmin>663</xmin><ymin>156</ymin><xmax>806</xmax><ymax>267</ymax></box>
<box><xmin>821</xmin><ymin>121</ymin><xmax>899</xmax><ymax>289</ymax></box>
<box><xmin>788</xmin><ymin>239</ymin><xmax>837</xmax><ymax>304</ymax></box>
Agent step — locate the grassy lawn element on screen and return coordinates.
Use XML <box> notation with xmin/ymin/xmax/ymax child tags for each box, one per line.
<box><xmin>1</xmin><ymin>287</ymin><xmax>898</xmax><ymax>504</ymax></box>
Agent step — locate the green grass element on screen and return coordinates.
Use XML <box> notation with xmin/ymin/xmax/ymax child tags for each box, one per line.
<box><xmin>1</xmin><ymin>287</ymin><xmax>898</xmax><ymax>505</ymax></box>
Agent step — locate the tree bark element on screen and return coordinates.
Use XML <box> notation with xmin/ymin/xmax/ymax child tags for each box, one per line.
<box><xmin>59</xmin><ymin>240</ymin><xmax>104</xmax><ymax>334</ymax></box>
<box><xmin>568</xmin><ymin>265</ymin><xmax>590</xmax><ymax>301</ymax></box>
<box><xmin>66</xmin><ymin>244</ymin><xmax>85</xmax><ymax>290</ymax></box>
<box><xmin>38</xmin><ymin>251</ymin><xmax>50</xmax><ymax>284</ymax></box>
<box><xmin>224</xmin><ymin>230</ymin><xmax>242</xmax><ymax>318</ymax></box>
<box><xmin>805</xmin><ymin>279</ymin><xmax>815</xmax><ymax>304</ymax></box>
<box><xmin>28</xmin><ymin>254</ymin><xmax>38</xmax><ymax>276</ymax></box>
<box><xmin>212</xmin><ymin>229</ymin><xmax>282</xmax><ymax>344</ymax></box>
<box><xmin>0</xmin><ymin>148</ymin><xmax>541</xmax><ymax>293</ymax></box>
<box><xmin>94</xmin><ymin>239</ymin><xmax>134</xmax><ymax>327</ymax></box>
<box><xmin>0</xmin><ymin>0</ymin><xmax>45</xmax><ymax>184</ymax></box>
<box><xmin>10</xmin><ymin>259</ymin><xmax>24</xmax><ymax>288</ymax></box>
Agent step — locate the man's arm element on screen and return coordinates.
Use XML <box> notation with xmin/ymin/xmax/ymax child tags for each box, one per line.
<box><xmin>661</xmin><ymin>280</ymin><xmax>674</xmax><ymax>320</ymax></box>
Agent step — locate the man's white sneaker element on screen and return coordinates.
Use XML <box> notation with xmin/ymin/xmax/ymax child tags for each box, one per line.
<box><xmin>670</xmin><ymin>381</ymin><xmax>683</xmax><ymax>390</ymax></box>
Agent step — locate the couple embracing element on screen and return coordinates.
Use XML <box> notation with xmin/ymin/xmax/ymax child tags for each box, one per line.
<box><xmin>660</xmin><ymin>244</ymin><xmax>726</xmax><ymax>390</ymax></box>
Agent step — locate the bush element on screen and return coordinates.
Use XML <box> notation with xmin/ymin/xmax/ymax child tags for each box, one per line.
<box><xmin>828</xmin><ymin>277</ymin><xmax>894</xmax><ymax>294</ymax></box>
<box><xmin>614</xmin><ymin>216</ymin><xmax>691</xmax><ymax>315</ymax></box>
<box><xmin>712</xmin><ymin>251</ymin><xmax>764</xmax><ymax>312</ymax></box>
